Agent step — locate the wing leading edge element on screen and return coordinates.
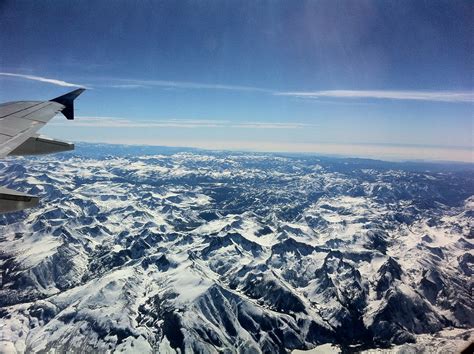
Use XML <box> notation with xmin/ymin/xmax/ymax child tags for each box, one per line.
<box><xmin>0</xmin><ymin>88</ymin><xmax>85</xmax><ymax>213</ymax></box>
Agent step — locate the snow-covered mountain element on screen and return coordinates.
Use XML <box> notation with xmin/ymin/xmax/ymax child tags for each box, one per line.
<box><xmin>1</xmin><ymin>144</ymin><xmax>473</xmax><ymax>353</ymax></box>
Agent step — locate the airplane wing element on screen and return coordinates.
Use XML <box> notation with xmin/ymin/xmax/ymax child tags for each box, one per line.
<box><xmin>0</xmin><ymin>88</ymin><xmax>85</xmax><ymax>213</ymax></box>
<box><xmin>0</xmin><ymin>186</ymin><xmax>39</xmax><ymax>213</ymax></box>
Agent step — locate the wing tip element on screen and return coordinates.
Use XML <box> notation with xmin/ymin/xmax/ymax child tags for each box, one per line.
<box><xmin>50</xmin><ymin>88</ymin><xmax>86</xmax><ymax>120</ymax></box>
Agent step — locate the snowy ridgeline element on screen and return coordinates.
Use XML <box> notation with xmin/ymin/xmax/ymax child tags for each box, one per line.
<box><xmin>0</xmin><ymin>144</ymin><xmax>473</xmax><ymax>353</ymax></box>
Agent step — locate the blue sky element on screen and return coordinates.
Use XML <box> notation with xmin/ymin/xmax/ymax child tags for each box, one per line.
<box><xmin>0</xmin><ymin>0</ymin><xmax>472</xmax><ymax>161</ymax></box>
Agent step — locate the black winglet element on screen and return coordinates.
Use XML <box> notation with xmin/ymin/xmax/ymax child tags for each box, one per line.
<box><xmin>50</xmin><ymin>88</ymin><xmax>85</xmax><ymax>120</ymax></box>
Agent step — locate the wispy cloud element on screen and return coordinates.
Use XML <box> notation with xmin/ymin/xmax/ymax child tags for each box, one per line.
<box><xmin>276</xmin><ymin>90</ymin><xmax>474</xmax><ymax>103</ymax></box>
<box><xmin>53</xmin><ymin>117</ymin><xmax>225</xmax><ymax>128</ymax></box>
<box><xmin>51</xmin><ymin>116</ymin><xmax>314</xmax><ymax>129</ymax></box>
<box><xmin>103</xmin><ymin>78</ymin><xmax>273</xmax><ymax>93</ymax></box>
<box><xmin>0</xmin><ymin>72</ymin><xmax>88</xmax><ymax>88</ymax></box>
<box><xmin>231</xmin><ymin>122</ymin><xmax>316</xmax><ymax>129</ymax></box>
<box><xmin>106</xmin><ymin>79</ymin><xmax>473</xmax><ymax>103</ymax></box>
<box><xmin>107</xmin><ymin>84</ymin><xmax>151</xmax><ymax>89</ymax></box>
<box><xmin>3</xmin><ymin>72</ymin><xmax>471</xmax><ymax>104</ymax></box>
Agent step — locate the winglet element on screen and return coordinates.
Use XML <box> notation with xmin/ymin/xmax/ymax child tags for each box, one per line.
<box><xmin>50</xmin><ymin>88</ymin><xmax>85</xmax><ymax>120</ymax></box>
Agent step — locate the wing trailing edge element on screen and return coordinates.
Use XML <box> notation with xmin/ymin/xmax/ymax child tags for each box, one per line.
<box><xmin>0</xmin><ymin>186</ymin><xmax>39</xmax><ymax>213</ymax></box>
<box><xmin>9</xmin><ymin>135</ymin><xmax>74</xmax><ymax>156</ymax></box>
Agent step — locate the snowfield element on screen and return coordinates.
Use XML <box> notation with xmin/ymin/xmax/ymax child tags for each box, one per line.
<box><xmin>0</xmin><ymin>143</ymin><xmax>473</xmax><ymax>353</ymax></box>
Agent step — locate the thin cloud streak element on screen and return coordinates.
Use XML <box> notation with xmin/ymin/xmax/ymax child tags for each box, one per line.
<box><xmin>3</xmin><ymin>72</ymin><xmax>471</xmax><ymax>104</ymax></box>
<box><xmin>232</xmin><ymin>122</ymin><xmax>316</xmax><ymax>129</ymax></box>
<box><xmin>108</xmin><ymin>84</ymin><xmax>151</xmax><ymax>89</ymax></box>
<box><xmin>51</xmin><ymin>116</ymin><xmax>315</xmax><ymax>129</ymax></box>
<box><xmin>108</xmin><ymin>78</ymin><xmax>473</xmax><ymax>103</ymax></box>
<box><xmin>2</xmin><ymin>72</ymin><xmax>471</xmax><ymax>103</ymax></box>
<box><xmin>276</xmin><ymin>90</ymin><xmax>474</xmax><ymax>103</ymax></box>
<box><xmin>104</xmin><ymin>78</ymin><xmax>273</xmax><ymax>93</ymax></box>
<box><xmin>0</xmin><ymin>72</ymin><xmax>88</xmax><ymax>88</ymax></box>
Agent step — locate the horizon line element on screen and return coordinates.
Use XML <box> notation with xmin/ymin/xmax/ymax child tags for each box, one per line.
<box><xmin>63</xmin><ymin>139</ymin><xmax>473</xmax><ymax>164</ymax></box>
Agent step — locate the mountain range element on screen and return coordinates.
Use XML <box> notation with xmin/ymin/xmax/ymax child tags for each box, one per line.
<box><xmin>0</xmin><ymin>143</ymin><xmax>473</xmax><ymax>353</ymax></box>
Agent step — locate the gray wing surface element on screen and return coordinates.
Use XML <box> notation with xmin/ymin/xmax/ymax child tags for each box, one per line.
<box><xmin>0</xmin><ymin>88</ymin><xmax>85</xmax><ymax>213</ymax></box>
<box><xmin>0</xmin><ymin>186</ymin><xmax>39</xmax><ymax>213</ymax></box>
